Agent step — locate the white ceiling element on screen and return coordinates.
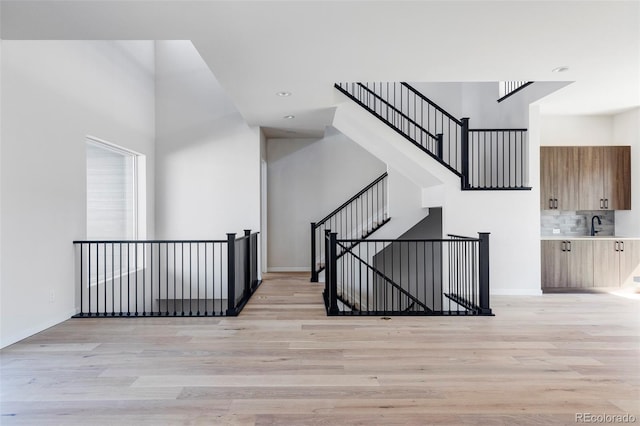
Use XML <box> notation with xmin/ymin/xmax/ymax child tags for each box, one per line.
<box><xmin>2</xmin><ymin>1</ymin><xmax>639</xmax><ymax>137</ymax></box>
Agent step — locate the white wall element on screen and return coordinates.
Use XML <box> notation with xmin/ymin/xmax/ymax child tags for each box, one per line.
<box><xmin>540</xmin><ymin>114</ymin><xmax>614</xmax><ymax>146</ymax></box>
<box><xmin>1</xmin><ymin>41</ymin><xmax>156</xmax><ymax>348</ymax></box>
<box><xmin>613</xmin><ymin>108</ymin><xmax>640</xmax><ymax>237</ymax></box>
<box><xmin>267</xmin><ymin>128</ymin><xmax>386</xmax><ymax>270</ymax></box>
<box><xmin>154</xmin><ymin>41</ymin><xmax>260</xmax><ymax>240</ymax></box>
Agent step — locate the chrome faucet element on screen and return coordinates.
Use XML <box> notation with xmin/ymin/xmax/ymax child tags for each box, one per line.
<box><xmin>590</xmin><ymin>215</ymin><xmax>602</xmax><ymax>236</ymax></box>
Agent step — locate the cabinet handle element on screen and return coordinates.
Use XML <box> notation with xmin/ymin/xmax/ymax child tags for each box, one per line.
<box><xmin>615</xmin><ymin>241</ymin><xmax>619</xmax><ymax>252</ymax></box>
<box><xmin>620</xmin><ymin>241</ymin><xmax>624</xmax><ymax>252</ymax></box>
<box><xmin>554</xmin><ymin>199</ymin><xmax>558</xmax><ymax>209</ymax></box>
<box><xmin>549</xmin><ymin>199</ymin><xmax>553</xmax><ymax>209</ymax></box>
<box><xmin>567</xmin><ymin>241</ymin><xmax>571</xmax><ymax>252</ymax></box>
<box><xmin>561</xmin><ymin>241</ymin><xmax>566</xmax><ymax>252</ymax></box>
<box><xmin>600</xmin><ymin>199</ymin><xmax>604</xmax><ymax>209</ymax></box>
<box><xmin>604</xmin><ymin>199</ymin><xmax>609</xmax><ymax>209</ymax></box>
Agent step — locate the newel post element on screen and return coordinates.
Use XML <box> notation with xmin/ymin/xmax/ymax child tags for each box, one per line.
<box><xmin>310</xmin><ymin>222</ymin><xmax>318</xmax><ymax>282</ymax></box>
<box><xmin>328</xmin><ymin>231</ymin><xmax>339</xmax><ymax>315</ymax></box>
<box><xmin>244</xmin><ymin>230</ymin><xmax>251</xmax><ymax>299</ymax></box>
<box><xmin>226</xmin><ymin>233</ymin><xmax>237</xmax><ymax>316</ymax></box>
<box><xmin>478</xmin><ymin>232</ymin><xmax>492</xmax><ymax>315</ymax></box>
<box><xmin>461</xmin><ymin>117</ymin><xmax>470</xmax><ymax>189</ymax></box>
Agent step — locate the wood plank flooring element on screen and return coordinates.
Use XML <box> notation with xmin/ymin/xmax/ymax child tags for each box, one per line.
<box><xmin>1</xmin><ymin>272</ymin><xmax>639</xmax><ymax>425</ymax></box>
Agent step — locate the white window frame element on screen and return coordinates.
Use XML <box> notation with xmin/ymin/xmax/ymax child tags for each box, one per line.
<box><xmin>86</xmin><ymin>136</ymin><xmax>145</xmax><ymax>286</ymax></box>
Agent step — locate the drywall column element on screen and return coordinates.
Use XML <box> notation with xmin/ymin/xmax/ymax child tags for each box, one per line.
<box><xmin>154</xmin><ymin>41</ymin><xmax>261</xmax><ymax>240</ymax></box>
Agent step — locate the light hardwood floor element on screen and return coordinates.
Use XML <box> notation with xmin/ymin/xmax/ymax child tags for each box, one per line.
<box><xmin>1</xmin><ymin>272</ymin><xmax>639</xmax><ymax>425</ymax></box>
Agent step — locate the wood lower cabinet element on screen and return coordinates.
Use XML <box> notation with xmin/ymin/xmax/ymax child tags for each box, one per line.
<box><xmin>541</xmin><ymin>240</ymin><xmax>593</xmax><ymax>289</ymax></box>
<box><xmin>544</xmin><ymin>239</ymin><xmax>640</xmax><ymax>291</ymax></box>
<box><xmin>619</xmin><ymin>240</ymin><xmax>640</xmax><ymax>287</ymax></box>
<box><xmin>593</xmin><ymin>240</ymin><xmax>620</xmax><ymax>288</ymax></box>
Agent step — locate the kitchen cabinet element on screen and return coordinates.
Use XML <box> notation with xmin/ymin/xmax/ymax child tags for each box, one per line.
<box><xmin>593</xmin><ymin>240</ymin><xmax>621</xmax><ymax>287</ymax></box>
<box><xmin>603</xmin><ymin>146</ymin><xmax>631</xmax><ymax>210</ymax></box>
<box><xmin>540</xmin><ymin>147</ymin><xmax>580</xmax><ymax>210</ymax></box>
<box><xmin>594</xmin><ymin>240</ymin><xmax>640</xmax><ymax>287</ymax></box>
<box><xmin>619</xmin><ymin>240</ymin><xmax>640</xmax><ymax>287</ymax></box>
<box><xmin>543</xmin><ymin>238</ymin><xmax>640</xmax><ymax>291</ymax></box>
<box><xmin>579</xmin><ymin>146</ymin><xmax>631</xmax><ymax>210</ymax></box>
<box><xmin>541</xmin><ymin>240</ymin><xmax>593</xmax><ymax>289</ymax></box>
<box><xmin>540</xmin><ymin>146</ymin><xmax>631</xmax><ymax>211</ymax></box>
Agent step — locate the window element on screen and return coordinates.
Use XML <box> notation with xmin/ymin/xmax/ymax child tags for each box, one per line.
<box><xmin>86</xmin><ymin>138</ymin><xmax>138</xmax><ymax>240</ymax></box>
<box><xmin>86</xmin><ymin>138</ymin><xmax>141</xmax><ymax>286</ymax></box>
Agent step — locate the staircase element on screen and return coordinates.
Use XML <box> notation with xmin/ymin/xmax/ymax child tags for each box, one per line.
<box><xmin>312</xmin><ymin>81</ymin><xmax>536</xmax><ymax>314</ymax></box>
<box><xmin>334</xmin><ymin>82</ymin><xmax>531</xmax><ymax>191</ymax></box>
<box><xmin>310</xmin><ymin>172</ymin><xmax>390</xmax><ymax>282</ymax></box>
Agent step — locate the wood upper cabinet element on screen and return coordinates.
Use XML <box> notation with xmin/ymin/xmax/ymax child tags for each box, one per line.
<box><xmin>603</xmin><ymin>146</ymin><xmax>631</xmax><ymax>210</ymax></box>
<box><xmin>578</xmin><ymin>147</ymin><xmax>604</xmax><ymax>210</ymax></box>
<box><xmin>541</xmin><ymin>240</ymin><xmax>593</xmax><ymax>289</ymax></box>
<box><xmin>541</xmin><ymin>146</ymin><xmax>631</xmax><ymax>211</ymax></box>
<box><xmin>540</xmin><ymin>147</ymin><xmax>580</xmax><ymax>210</ymax></box>
<box><xmin>540</xmin><ymin>148</ymin><xmax>556</xmax><ymax>210</ymax></box>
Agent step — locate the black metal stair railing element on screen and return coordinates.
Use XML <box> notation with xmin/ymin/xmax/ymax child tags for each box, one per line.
<box><xmin>335</xmin><ymin>81</ymin><xmax>531</xmax><ymax>190</ymax></box>
<box><xmin>334</xmin><ymin>239</ymin><xmax>431</xmax><ymax>313</ymax></box>
<box><xmin>497</xmin><ymin>81</ymin><xmax>534</xmax><ymax>103</ymax></box>
<box><xmin>324</xmin><ymin>231</ymin><xmax>492</xmax><ymax>316</ymax></box>
<box><xmin>310</xmin><ymin>172</ymin><xmax>389</xmax><ymax>282</ymax></box>
<box><xmin>73</xmin><ymin>230</ymin><xmax>261</xmax><ymax>317</ymax></box>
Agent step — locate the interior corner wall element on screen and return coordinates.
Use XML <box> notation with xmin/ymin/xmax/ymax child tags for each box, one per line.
<box><xmin>154</xmin><ymin>40</ymin><xmax>260</xmax><ymax>240</ymax></box>
<box><xmin>613</xmin><ymin>108</ymin><xmax>640</xmax><ymax>237</ymax></box>
<box><xmin>0</xmin><ymin>41</ymin><xmax>156</xmax><ymax>348</ymax></box>
<box><xmin>266</xmin><ymin>129</ymin><xmax>386</xmax><ymax>270</ymax></box>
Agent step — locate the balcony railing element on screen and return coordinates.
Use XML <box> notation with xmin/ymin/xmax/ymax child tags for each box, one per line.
<box><xmin>73</xmin><ymin>230</ymin><xmax>261</xmax><ymax>317</ymax></box>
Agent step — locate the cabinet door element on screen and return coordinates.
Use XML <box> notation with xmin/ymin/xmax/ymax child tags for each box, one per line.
<box><xmin>566</xmin><ymin>240</ymin><xmax>594</xmax><ymax>288</ymax></box>
<box><xmin>620</xmin><ymin>240</ymin><xmax>640</xmax><ymax>287</ymax></box>
<box><xmin>541</xmin><ymin>241</ymin><xmax>567</xmax><ymax>288</ymax></box>
<box><xmin>603</xmin><ymin>146</ymin><xmax>631</xmax><ymax>210</ymax></box>
<box><xmin>593</xmin><ymin>240</ymin><xmax>620</xmax><ymax>287</ymax></box>
<box><xmin>540</xmin><ymin>147</ymin><xmax>557</xmax><ymax>210</ymax></box>
<box><xmin>556</xmin><ymin>147</ymin><xmax>581</xmax><ymax>210</ymax></box>
<box><xmin>578</xmin><ymin>146</ymin><xmax>605</xmax><ymax>210</ymax></box>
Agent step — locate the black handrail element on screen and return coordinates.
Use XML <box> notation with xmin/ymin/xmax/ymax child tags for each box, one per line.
<box><xmin>497</xmin><ymin>81</ymin><xmax>533</xmax><ymax>103</ymax></box>
<box><xmin>355</xmin><ymin>83</ymin><xmax>440</xmax><ymax>142</ymax></box>
<box><xmin>336</xmin><ymin>241</ymin><xmax>430</xmax><ymax>312</ymax></box>
<box><xmin>335</xmin><ymin>83</ymin><xmax>462</xmax><ymax>178</ymax></box>
<box><xmin>400</xmin><ymin>82</ymin><xmax>463</xmax><ymax>126</ymax></box>
<box><xmin>311</xmin><ymin>172</ymin><xmax>389</xmax><ymax>282</ymax></box>
<box><xmin>316</xmin><ymin>172</ymin><xmax>387</xmax><ymax>227</ymax></box>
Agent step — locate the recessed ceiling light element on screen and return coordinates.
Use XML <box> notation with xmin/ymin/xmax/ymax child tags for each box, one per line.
<box><xmin>552</xmin><ymin>66</ymin><xmax>569</xmax><ymax>73</ymax></box>
<box><xmin>276</xmin><ymin>91</ymin><xmax>292</xmax><ymax>97</ymax></box>
<box><xmin>283</xmin><ymin>115</ymin><xmax>295</xmax><ymax>119</ymax></box>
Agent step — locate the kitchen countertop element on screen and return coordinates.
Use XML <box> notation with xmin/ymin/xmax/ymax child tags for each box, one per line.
<box><xmin>541</xmin><ymin>236</ymin><xmax>640</xmax><ymax>240</ymax></box>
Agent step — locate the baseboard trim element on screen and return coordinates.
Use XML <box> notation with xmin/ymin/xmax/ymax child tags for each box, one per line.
<box><xmin>0</xmin><ymin>308</ymin><xmax>77</xmax><ymax>349</ymax></box>
<box><xmin>267</xmin><ymin>267</ymin><xmax>311</xmax><ymax>272</ymax></box>
<box><xmin>492</xmin><ymin>288</ymin><xmax>543</xmax><ymax>296</ymax></box>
